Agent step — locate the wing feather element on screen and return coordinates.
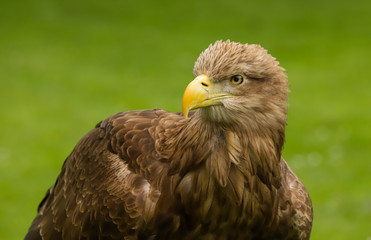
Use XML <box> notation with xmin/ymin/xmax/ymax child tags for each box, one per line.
<box><xmin>25</xmin><ymin>109</ymin><xmax>178</xmax><ymax>240</ymax></box>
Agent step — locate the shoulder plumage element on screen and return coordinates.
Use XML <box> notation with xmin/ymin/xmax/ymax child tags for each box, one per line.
<box><xmin>25</xmin><ymin>109</ymin><xmax>186</xmax><ymax>240</ymax></box>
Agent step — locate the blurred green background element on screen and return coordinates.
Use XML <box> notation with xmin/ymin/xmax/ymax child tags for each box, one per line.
<box><xmin>0</xmin><ymin>0</ymin><xmax>370</xmax><ymax>239</ymax></box>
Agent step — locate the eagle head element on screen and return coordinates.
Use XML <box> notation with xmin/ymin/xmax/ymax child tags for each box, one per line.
<box><xmin>182</xmin><ymin>40</ymin><xmax>288</xmax><ymax>129</ymax></box>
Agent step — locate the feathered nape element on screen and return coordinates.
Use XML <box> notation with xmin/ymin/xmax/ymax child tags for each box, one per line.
<box><xmin>175</xmin><ymin>40</ymin><xmax>288</xmax><ymax>188</ymax></box>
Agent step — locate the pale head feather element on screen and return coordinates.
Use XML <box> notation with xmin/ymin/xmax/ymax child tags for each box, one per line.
<box><xmin>192</xmin><ymin>40</ymin><xmax>288</xmax><ymax>130</ymax></box>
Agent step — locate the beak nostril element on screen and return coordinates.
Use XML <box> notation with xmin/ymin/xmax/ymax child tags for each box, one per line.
<box><xmin>201</xmin><ymin>82</ymin><xmax>208</xmax><ymax>87</ymax></box>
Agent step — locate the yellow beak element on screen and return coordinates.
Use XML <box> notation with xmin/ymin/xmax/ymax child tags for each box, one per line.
<box><xmin>182</xmin><ymin>74</ymin><xmax>231</xmax><ymax>119</ymax></box>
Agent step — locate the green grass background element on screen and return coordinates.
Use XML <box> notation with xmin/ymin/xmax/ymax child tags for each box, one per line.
<box><xmin>0</xmin><ymin>0</ymin><xmax>370</xmax><ymax>239</ymax></box>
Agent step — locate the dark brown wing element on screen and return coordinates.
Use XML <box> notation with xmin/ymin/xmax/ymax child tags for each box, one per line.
<box><xmin>278</xmin><ymin>158</ymin><xmax>313</xmax><ymax>240</ymax></box>
<box><xmin>25</xmin><ymin>109</ymin><xmax>182</xmax><ymax>240</ymax></box>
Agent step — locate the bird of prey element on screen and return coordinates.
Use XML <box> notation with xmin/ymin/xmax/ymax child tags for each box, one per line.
<box><xmin>25</xmin><ymin>40</ymin><xmax>313</xmax><ymax>240</ymax></box>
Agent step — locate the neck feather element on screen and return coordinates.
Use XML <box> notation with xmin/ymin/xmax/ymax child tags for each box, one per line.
<box><xmin>167</xmin><ymin>111</ymin><xmax>286</xmax><ymax>189</ymax></box>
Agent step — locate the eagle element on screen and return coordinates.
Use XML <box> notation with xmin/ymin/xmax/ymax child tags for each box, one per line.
<box><xmin>25</xmin><ymin>40</ymin><xmax>313</xmax><ymax>240</ymax></box>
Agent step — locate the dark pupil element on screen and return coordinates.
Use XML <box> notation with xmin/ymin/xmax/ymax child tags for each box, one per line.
<box><xmin>233</xmin><ymin>75</ymin><xmax>242</xmax><ymax>83</ymax></box>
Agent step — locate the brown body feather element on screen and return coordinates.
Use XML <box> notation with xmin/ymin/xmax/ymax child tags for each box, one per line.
<box><xmin>26</xmin><ymin>41</ymin><xmax>313</xmax><ymax>240</ymax></box>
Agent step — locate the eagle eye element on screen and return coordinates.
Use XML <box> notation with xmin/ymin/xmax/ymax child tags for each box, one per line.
<box><xmin>230</xmin><ymin>75</ymin><xmax>244</xmax><ymax>86</ymax></box>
